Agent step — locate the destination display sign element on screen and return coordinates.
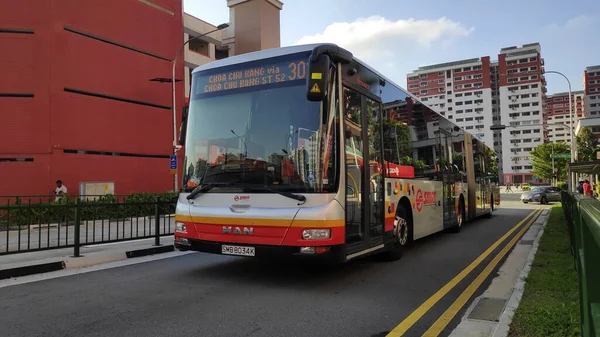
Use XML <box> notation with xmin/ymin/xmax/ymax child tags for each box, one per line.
<box><xmin>195</xmin><ymin>57</ymin><xmax>309</xmax><ymax>94</ymax></box>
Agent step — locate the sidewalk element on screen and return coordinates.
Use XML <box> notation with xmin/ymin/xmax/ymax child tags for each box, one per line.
<box><xmin>449</xmin><ymin>203</ymin><xmax>582</xmax><ymax>337</ymax></box>
<box><xmin>0</xmin><ymin>236</ymin><xmax>178</xmax><ymax>280</ymax></box>
<box><xmin>449</xmin><ymin>208</ymin><xmax>550</xmax><ymax>337</ymax></box>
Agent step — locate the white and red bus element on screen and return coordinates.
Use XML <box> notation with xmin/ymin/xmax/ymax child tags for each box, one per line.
<box><xmin>174</xmin><ymin>43</ymin><xmax>500</xmax><ymax>262</ymax></box>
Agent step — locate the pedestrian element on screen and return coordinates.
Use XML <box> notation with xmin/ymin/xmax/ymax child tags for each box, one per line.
<box><xmin>577</xmin><ymin>181</ymin><xmax>584</xmax><ymax>194</ymax></box>
<box><xmin>583</xmin><ymin>180</ymin><xmax>593</xmax><ymax>197</ymax></box>
<box><xmin>54</xmin><ymin>180</ymin><xmax>67</xmax><ymax>201</ymax></box>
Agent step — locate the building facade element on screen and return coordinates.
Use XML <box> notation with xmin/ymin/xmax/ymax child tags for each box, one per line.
<box><xmin>0</xmin><ymin>0</ymin><xmax>282</xmax><ymax>197</ymax></box>
<box><xmin>544</xmin><ymin>90</ymin><xmax>585</xmax><ymax>144</ymax></box>
<box><xmin>584</xmin><ymin>65</ymin><xmax>600</xmax><ymax>117</ymax></box>
<box><xmin>406</xmin><ymin>57</ymin><xmax>494</xmax><ymax>149</ymax></box>
<box><xmin>497</xmin><ymin>43</ymin><xmax>546</xmax><ymax>184</ymax></box>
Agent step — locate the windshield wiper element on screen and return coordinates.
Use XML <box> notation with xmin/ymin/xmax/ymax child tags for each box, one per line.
<box><xmin>242</xmin><ymin>186</ymin><xmax>306</xmax><ymax>204</ymax></box>
<box><xmin>186</xmin><ymin>181</ymin><xmax>233</xmax><ymax>200</ymax></box>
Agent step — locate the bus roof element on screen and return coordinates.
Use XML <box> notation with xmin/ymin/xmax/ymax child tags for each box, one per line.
<box><xmin>191</xmin><ymin>43</ymin><xmax>406</xmax><ymax>101</ymax></box>
<box><xmin>191</xmin><ymin>43</ymin><xmax>489</xmax><ymax>151</ymax></box>
<box><xmin>192</xmin><ymin>44</ymin><xmax>322</xmax><ymax>74</ymax></box>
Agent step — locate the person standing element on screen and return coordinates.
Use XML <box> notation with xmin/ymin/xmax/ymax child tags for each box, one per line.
<box><xmin>54</xmin><ymin>180</ymin><xmax>67</xmax><ymax>201</ymax></box>
<box><xmin>583</xmin><ymin>179</ymin><xmax>593</xmax><ymax>197</ymax></box>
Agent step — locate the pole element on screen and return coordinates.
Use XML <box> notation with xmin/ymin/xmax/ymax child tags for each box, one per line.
<box><xmin>545</xmin><ymin>71</ymin><xmax>575</xmax><ymax>191</ymax></box>
<box><xmin>73</xmin><ymin>198</ymin><xmax>80</xmax><ymax>257</ymax></box>
<box><xmin>551</xmin><ymin>145</ymin><xmax>555</xmax><ymax>186</ymax></box>
<box><xmin>154</xmin><ymin>196</ymin><xmax>161</xmax><ymax>246</ymax></box>
<box><xmin>171</xmin><ymin>24</ymin><xmax>228</xmax><ymax>192</ymax></box>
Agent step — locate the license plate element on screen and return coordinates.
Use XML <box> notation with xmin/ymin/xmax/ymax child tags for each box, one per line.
<box><xmin>221</xmin><ymin>245</ymin><xmax>255</xmax><ymax>257</ymax></box>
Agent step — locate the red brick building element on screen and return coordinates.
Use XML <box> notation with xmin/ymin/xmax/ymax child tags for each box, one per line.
<box><xmin>0</xmin><ymin>0</ymin><xmax>184</xmax><ymax>196</ymax></box>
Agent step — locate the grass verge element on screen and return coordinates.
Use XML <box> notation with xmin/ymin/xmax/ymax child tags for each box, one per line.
<box><xmin>508</xmin><ymin>204</ymin><xmax>580</xmax><ymax>337</ymax></box>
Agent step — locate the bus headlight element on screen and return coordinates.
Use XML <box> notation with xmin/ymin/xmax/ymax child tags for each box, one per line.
<box><xmin>175</xmin><ymin>222</ymin><xmax>187</xmax><ymax>233</ymax></box>
<box><xmin>302</xmin><ymin>229</ymin><xmax>331</xmax><ymax>240</ymax></box>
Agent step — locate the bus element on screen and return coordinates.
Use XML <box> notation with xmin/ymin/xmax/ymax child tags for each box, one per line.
<box><xmin>174</xmin><ymin>43</ymin><xmax>501</xmax><ymax>263</ymax></box>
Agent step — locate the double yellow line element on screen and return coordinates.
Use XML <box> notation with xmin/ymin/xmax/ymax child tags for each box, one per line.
<box><xmin>387</xmin><ymin>207</ymin><xmax>544</xmax><ymax>337</ymax></box>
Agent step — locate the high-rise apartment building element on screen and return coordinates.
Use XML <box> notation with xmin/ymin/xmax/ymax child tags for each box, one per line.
<box><xmin>584</xmin><ymin>65</ymin><xmax>600</xmax><ymax>117</ymax></box>
<box><xmin>543</xmin><ymin>90</ymin><xmax>585</xmax><ymax>143</ymax></box>
<box><xmin>407</xmin><ymin>43</ymin><xmax>546</xmax><ymax>184</ymax></box>
<box><xmin>497</xmin><ymin>43</ymin><xmax>546</xmax><ymax>184</ymax></box>
<box><xmin>406</xmin><ymin>57</ymin><xmax>494</xmax><ymax>148</ymax></box>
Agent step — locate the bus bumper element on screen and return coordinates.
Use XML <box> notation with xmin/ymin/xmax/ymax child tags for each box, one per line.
<box><xmin>174</xmin><ymin>237</ymin><xmax>344</xmax><ymax>262</ymax></box>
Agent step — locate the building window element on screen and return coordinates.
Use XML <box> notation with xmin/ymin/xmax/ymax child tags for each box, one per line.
<box><xmin>189</xmin><ymin>39</ymin><xmax>209</xmax><ymax>56</ymax></box>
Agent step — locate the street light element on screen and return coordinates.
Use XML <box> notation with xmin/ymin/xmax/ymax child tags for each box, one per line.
<box><xmin>170</xmin><ymin>23</ymin><xmax>229</xmax><ymax>192</ymax></box>
<box><xmin>542</xmin><ymin>70</ymin><xmax>576</xmax><ymax>190</ymax></box>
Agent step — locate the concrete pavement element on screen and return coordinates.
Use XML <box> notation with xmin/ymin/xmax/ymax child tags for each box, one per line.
<box><xmin>0</xmin><ymin>205</ymin><xmax>543</xmax><ymax>337</ymax></box>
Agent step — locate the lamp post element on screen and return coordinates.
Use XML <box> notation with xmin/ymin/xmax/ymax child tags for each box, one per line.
<box><xmin>542</xmin><ymin>70</ymin><xmax>576</xmax><ymax>190</ymax></box>
<box><xmin>170</xmin><ymin>23</ymin><xmax>229</xmax><ymax>192</ymax></box>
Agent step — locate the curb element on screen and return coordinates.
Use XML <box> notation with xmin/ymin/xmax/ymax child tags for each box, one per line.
<box><xmin>0</xmin><ymin>245</ymin><xmax>175</xmax><ymax>280</ymax></box>
<box><xmin>125</xmin><ymin>245</ymin><xmax>175</xmax><ymax>258</ymax></box>
<box><xmin>491</xmin><ymin>209</ymin><xmax>549</xmax><ymax>337</ymax></box>
<box><xmin>0</xmin><ymin>261</ymin><xmax>66</xmax><ymax>280</ymax></box>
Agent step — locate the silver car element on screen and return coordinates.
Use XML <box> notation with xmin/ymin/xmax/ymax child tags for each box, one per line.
<box><xmin>520</xmin><ymin>186</ymin><xmax>562</xmax><ymax>204</ymax></box>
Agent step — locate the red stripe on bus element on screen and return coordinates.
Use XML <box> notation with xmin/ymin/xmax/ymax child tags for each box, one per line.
<box><xmin>176</xmin><ymin>222</ymin><xmax>345</xmax><ymax>246</ymax></box>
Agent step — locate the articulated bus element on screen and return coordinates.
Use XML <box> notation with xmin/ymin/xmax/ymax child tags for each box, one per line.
<box><xmin>174</xmin><ymin>43</ymin><xmax>501</xmax><ymax>263</ymax></box>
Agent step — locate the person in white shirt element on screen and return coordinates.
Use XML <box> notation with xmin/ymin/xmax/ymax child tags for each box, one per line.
<box><xmin>55</xmin><ymin>180</ymin><xmax>67</xmax><ymax>201</ymax></box>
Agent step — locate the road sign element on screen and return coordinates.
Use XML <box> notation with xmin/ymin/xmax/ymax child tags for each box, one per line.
<box><xmin>551</xmin><ymin>153</ymin><xmax>571</xmax><ymax>159</ymax></box>
<box><xmin>169</xmin><ymin>155</ymin><xmax>177</xmax><ymax>174</ymax></box>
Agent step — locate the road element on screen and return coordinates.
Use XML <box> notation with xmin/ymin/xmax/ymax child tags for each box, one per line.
<box><xmin>0</xmin><ymin>202</ymin><xmax>547</xmax><ymax>337</ymax></box>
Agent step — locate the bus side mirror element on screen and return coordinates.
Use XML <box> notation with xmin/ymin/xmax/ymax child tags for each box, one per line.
<box><xmin>306</xmin><ymin>54</ymin><xmax>330</xmax><ymax>102</ymax></box>
<box><xmin>178</xmin><ymin>106</ymin><xmax>189</xmax><ymax>146</ymax></box>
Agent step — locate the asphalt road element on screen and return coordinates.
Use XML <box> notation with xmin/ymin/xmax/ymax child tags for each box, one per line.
<box><xmin>0</xmin><ymin>206</ymin><xmax>540</xmax><ymax>337</ymax></box>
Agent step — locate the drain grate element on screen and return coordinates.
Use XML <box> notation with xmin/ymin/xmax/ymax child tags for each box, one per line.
<box><xmin>467</xmin><ymin>297</ymin><xmax>507</xmax><ymax>322</ymax></box>
<box><xmin>520</xmin><ymin>239</ymin><xmax>534</xmax><ymax>245</ymax></box>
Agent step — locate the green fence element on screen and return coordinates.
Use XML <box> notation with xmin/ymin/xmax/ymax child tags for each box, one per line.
<box><xmin>561</xmin><ymin>192</ymin><xmax>600</xmax><ymax>337</ymax></box>
<box><xmin>0</xmin><ymin>193</ymin><xmax>178</xmax><ymax>256</ymax></box>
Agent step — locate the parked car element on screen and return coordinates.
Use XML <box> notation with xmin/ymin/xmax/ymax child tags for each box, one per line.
<box><xmin>520</xmin><ymin>186</ymin><xmax>562</xmax><ymax>204</ymax></box>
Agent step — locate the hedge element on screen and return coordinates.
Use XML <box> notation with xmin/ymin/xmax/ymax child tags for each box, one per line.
<box><xmin>0</xmin><ymin>192</ymin><xmax>179</xmax><ymax>228</ymax></box>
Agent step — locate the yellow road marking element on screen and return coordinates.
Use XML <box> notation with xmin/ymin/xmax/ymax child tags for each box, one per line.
<box><xmin>421</xmin><ymin>207</ymin><xmax>542</xmax><ymax>336</ymax></box>
<box><xmin>386</xmin><ymin>208</ymin><xmax>542</xmax><ymax>337</ymax></box>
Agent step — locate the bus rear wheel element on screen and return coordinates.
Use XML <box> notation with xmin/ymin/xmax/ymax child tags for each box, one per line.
<box><xmin>384</xmin><ymin>206</ymin><xmax>410</xmax><ymax>261</ymax></box>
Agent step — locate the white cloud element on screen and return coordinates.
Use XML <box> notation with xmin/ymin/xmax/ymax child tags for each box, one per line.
<box><xmin>296</xmin><ymin>16</ymin><xmax>474</xmax><ymax>64</ymax></box>
<box><xmin>543</xmin><ymin>15</ymin><xmax>596</xmax><ymax>31</ymax></box>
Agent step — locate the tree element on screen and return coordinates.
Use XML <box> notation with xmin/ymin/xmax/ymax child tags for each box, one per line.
<box><xmin>576</xmin><ymin>126</ymin><xmax>598</xmax><ymax>161</ymax></box>
<box><xmin>483</xmin><ymin>147</ymin><xmax>499</xmax><ymax>182</ymax></box>
<box><xmin>530</xmin><ymin>142</ymin><xmax>571</xmax><ymax>181</ymax></box>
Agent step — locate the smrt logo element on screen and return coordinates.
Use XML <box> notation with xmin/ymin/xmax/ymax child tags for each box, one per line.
<box><xmin>233</xmin><ymin>195</ymin><xmax>250</xmax><ymax>202</ymax></box>
<box><xmin>415</xmin><ymin>189</ymin><xmax>424</xmax><ymax>212</ymax></box>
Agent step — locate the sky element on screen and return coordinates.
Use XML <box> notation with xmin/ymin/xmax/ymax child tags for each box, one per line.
<box><xmin>183</xmin><ymin>0</ymin><xmax>599</xmax><ymax>94</ymax></box>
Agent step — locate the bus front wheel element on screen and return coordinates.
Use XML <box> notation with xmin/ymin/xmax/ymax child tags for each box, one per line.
<box><xmin>384</xmin><ymin>205</ymin><xmax>410</xmax><ymax>261</ymax></box>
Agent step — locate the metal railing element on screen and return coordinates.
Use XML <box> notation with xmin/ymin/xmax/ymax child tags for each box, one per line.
<box><xmin>0</xmin><ymin>195</ymin><xmax>177</xmax><ymax>256</ymax></box>
<box><xmin>561</xmin><ymin>191</ymin><xmax>600</xmax><ymax>337</ymax></box>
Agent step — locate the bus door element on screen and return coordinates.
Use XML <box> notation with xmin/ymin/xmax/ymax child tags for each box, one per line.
<box><xmin>439</xmin><ymin>128</ymin><xmax>457</xmax><ymax>227</ymax></box>
<box><xmin>343</xmin><ymin>87</ymin><xmax>384</xmax><ymax>253</ymax></box>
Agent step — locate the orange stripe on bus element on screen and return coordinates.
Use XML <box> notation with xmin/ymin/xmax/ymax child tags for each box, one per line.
<box><xmin>175</xmin><ymin>214</ymin><xmax>344</xmax><ymax>228</ymax></box>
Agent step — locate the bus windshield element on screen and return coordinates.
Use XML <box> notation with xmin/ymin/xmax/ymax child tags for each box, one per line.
<box><xmin>182</xmin><ymin>58</ymin><xmax>338</xmax><ymax>194</ymax></box>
